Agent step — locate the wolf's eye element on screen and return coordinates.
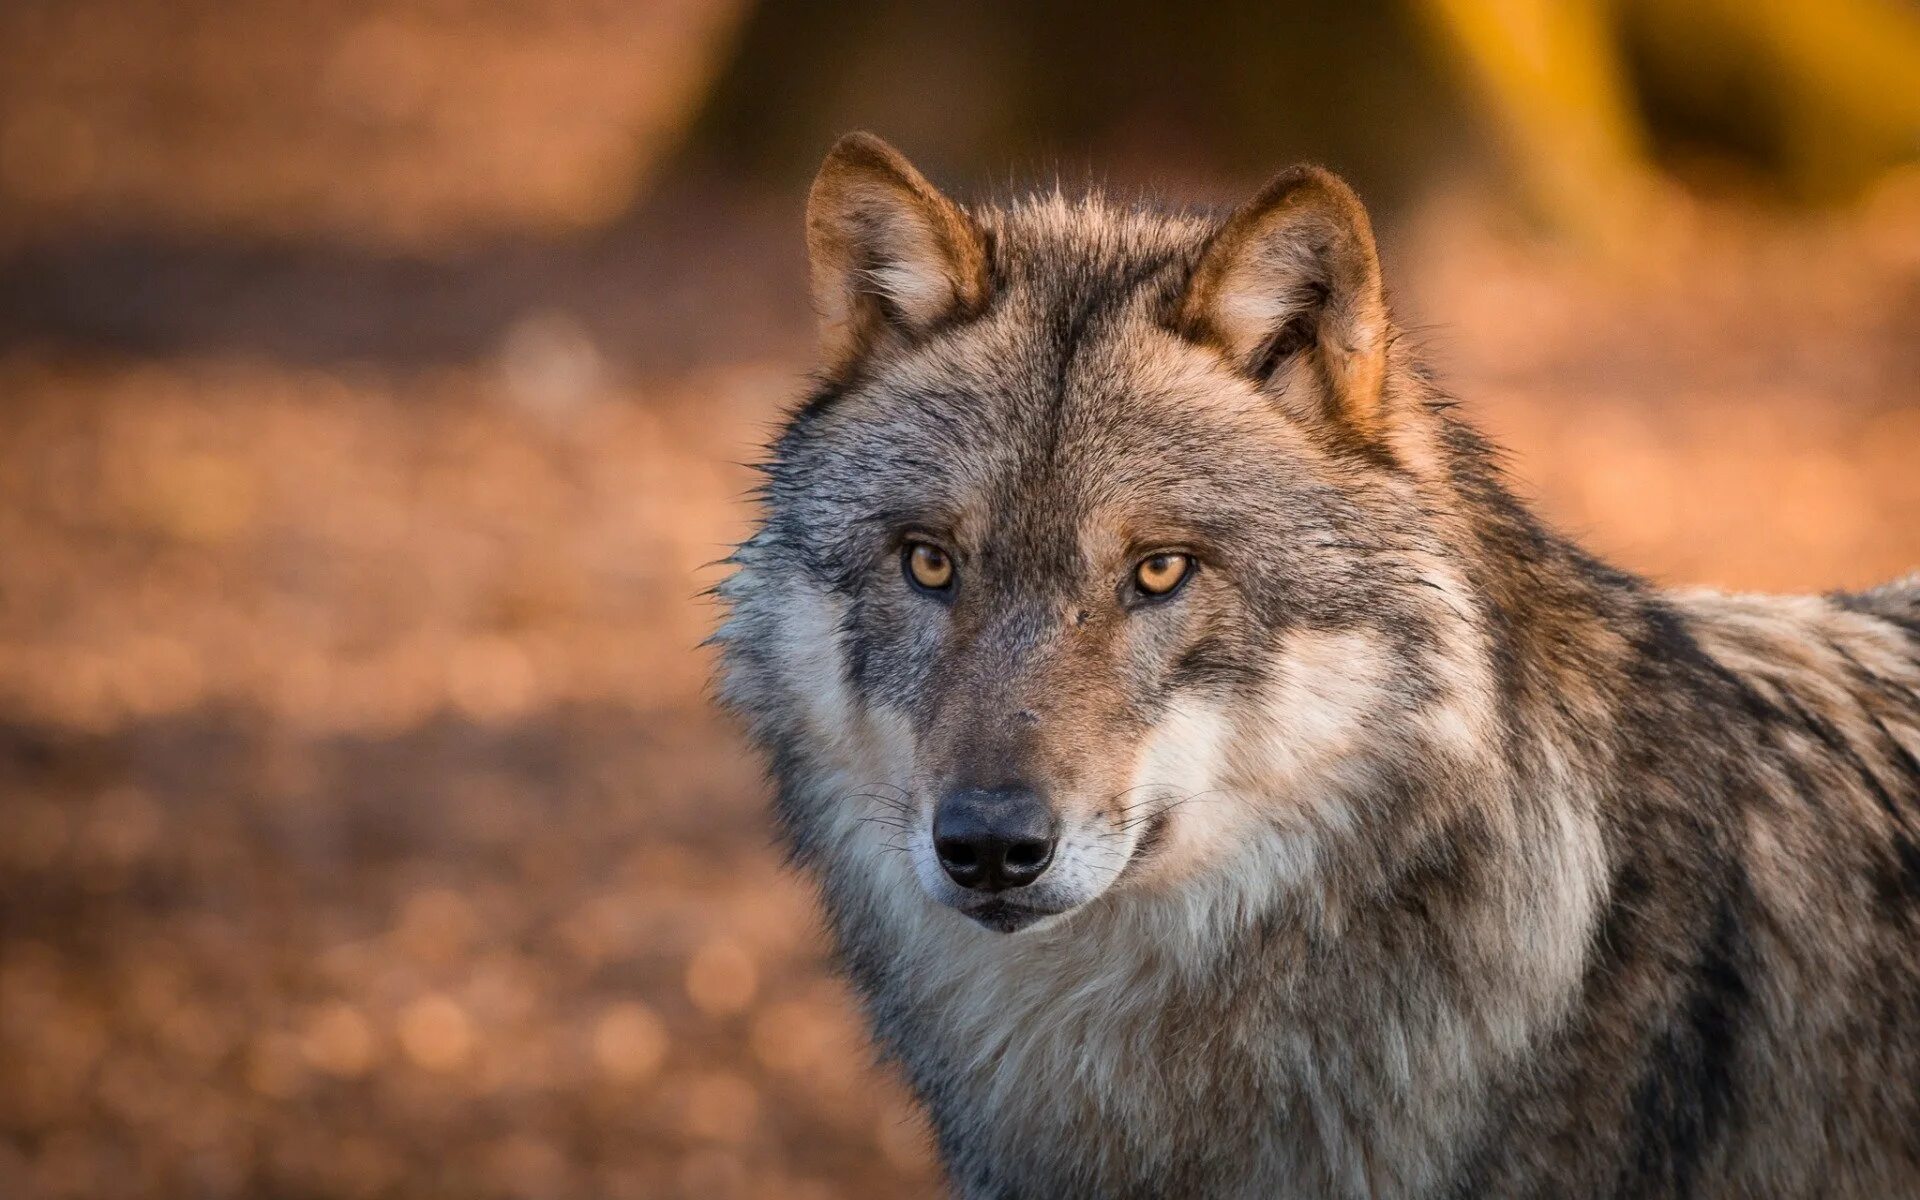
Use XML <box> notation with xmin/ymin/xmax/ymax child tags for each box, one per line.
<box><xmin>1133</xmin><ymin>552</ymin><xmax>1193</xmax><ymax>598</ymax></box>
<box><xmin>904</xmin><ymin>541</ymin><xmax>955</xmax><ymax>593</ymax></box>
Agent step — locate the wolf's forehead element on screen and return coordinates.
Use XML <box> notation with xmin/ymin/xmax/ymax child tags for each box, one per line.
<box><xmin>920</xmin><ymin>200</ymin><xmax>1225</xmax><ymax>418</ymax></box>
<box><xmin>848</xmin><ymin>206</ymin><xmax>1280</xmax><ymax>511</ymax></box>
<box><xmin>879</xmin><ymin>334</ymin><xmax>1243</xmax><ymax>498</ymax></box>
<box><xmin>864</xmin><ymin>351</ymin><xmax>1280</xmax><ymax>551</ymax></box>
<box><xmin>798</xmin><ymin>195</ymin><xmax>1290</xmax><ymax>546</ymax></box>
<box><xmin>983</xmin><ymin>193</ymin><xmax>1213</xmax><ymax>280</ymax></box>
<box><xmin>978</xmin><ymin>197</ymin><xmax>1211</xmax><ymax>325</ymax></box>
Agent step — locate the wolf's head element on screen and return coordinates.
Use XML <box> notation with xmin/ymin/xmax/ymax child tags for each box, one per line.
<box><xmin>721</xmin><ymin>134</ymin><xmax>1501</xmax><ymax>936</ymax></box>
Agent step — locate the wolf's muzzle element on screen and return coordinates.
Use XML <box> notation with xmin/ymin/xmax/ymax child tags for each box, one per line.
<box><xmin>932</xmin><ymin>785</ymin><xmax>1057</xmax><ymax>892</ymax></box>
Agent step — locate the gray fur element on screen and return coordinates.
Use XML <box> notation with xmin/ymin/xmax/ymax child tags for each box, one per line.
<box><xmin>715</xmin><ymin>138</ymin><xmax>1920</xmax><ymax>1199</ymax></box>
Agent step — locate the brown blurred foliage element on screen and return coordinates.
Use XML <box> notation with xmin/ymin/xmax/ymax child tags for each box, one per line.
<box><xmin>0</xmin><ymin>0</ymin><xmax>746</xmax><ymax>249</ymax></box>
<box><xmin>0</xmin><ymin>2</ymin><xmax>1915</xmax><ymax>1198</ymax></box>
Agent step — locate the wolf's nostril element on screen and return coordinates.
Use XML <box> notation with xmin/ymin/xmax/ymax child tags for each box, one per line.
<box><xmin>1004</xmin><ymin>840</ymin><xmax>1046</xmax><ymax>869</ymax></box>
<box><xmin>936</xmin><ymin>839</ymin><xmax>979</xmax><ymax>868</ymax></box>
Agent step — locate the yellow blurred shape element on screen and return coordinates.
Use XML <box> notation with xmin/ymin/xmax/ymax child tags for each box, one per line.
<box><xmin>592</xmin><ymin>1002</ymin><xmax>669</xmax><ymax>1084</ymax></box>
<box><xmin>1631</xmin><ymin>0</ymin><xmax>1920</xmax><ymax>201</ymax></box>
<box><xmin>1412</xmin><ymin>0</ymin><xmax>1653</xmax><ymax>248</ymax></box>
<box><xmin>397</xmin><ymin>994</ymin><xmax>474</xmax><ymax>1072</ymax></box>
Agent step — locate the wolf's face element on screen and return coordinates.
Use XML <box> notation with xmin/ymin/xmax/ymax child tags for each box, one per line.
<box><xmin>728</xmin><ymin>135</ymin><xmax>1481</xmax><ymax>934</ymax></box>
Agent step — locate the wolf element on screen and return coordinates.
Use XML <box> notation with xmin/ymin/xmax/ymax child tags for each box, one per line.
<box><xmin>713</xmin><ymin>132</ymin><xmax>1920</xmax><ymax>1199</ymax></box>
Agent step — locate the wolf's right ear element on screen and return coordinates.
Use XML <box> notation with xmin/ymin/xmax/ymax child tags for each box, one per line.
<box><xmin>805</xmin><ymin>133</ymin><xmax>990</xmax><ymax>375</ymax></box>
<box><xmin>1178</xmin><ymin>166</ymin><xmax>1391</xmax><ymax>441</ymax></box>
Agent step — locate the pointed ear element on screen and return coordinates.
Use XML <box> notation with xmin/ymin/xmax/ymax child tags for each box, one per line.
<box><xmin>1178</xmin><ymin>166</ymin><xmax>1390</xmax><ymax>438</ymax></box>
<box><xmin>805</xmin><ymin>132</ymin><xmax>990</xmax><ymax>374</ymax></box>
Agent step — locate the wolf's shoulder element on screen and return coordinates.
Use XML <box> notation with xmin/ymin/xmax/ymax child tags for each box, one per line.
<box><xmin>1655</xmin><ymin>578</ymin><xmax>1920</xmax><ymax>777</ymax></box>
<box><xmin>1662</xmin><ymin>579</ymin><xmax>1920</xmax><ymax>691</ymax></box>
<box><xmin>1832</xmin><ymin>571</ymin><xmax>1920</xmax><ymax>634</ymax></box>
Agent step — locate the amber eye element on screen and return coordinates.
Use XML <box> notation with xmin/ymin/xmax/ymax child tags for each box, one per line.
<box><xmin>1133</xmin><ymin>552</ymin><xmax>1193</xmax><ymax>598</ymax></box>
<box><xmin>904</xmin><ymin>541</ymin><xmax>955</xmax><ymax>592</ymax></box>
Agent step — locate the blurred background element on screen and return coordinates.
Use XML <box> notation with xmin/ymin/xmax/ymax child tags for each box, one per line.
<box><xmin>0</xmin><ymin>1</ymin><xmax>1915</xmax><ymax>1197</ymax></box>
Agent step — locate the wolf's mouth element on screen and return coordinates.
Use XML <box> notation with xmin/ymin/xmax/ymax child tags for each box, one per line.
<box><xmin>961</xmin><ymin>899</ymin><xmax>1061</xmax><ymax>934</ymax></box>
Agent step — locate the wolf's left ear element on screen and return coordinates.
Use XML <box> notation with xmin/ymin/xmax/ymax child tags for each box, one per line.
<box><xmin>806</xmin><ymin>132</ymin><xmax>990</xmax><ymax>375</ymax></box>
<box><xmin>1179</xmin><ymin>166</ymin><xmax>1390</xmax><ymax>438</ymax></box>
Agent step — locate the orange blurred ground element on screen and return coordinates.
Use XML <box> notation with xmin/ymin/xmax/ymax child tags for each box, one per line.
<box><xmin>1</xmin><ymin>188</ymin><xmax>1915</xmax><ymax>1199</ymax></box>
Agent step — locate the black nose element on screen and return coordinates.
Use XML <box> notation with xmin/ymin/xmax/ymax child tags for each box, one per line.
<box><xmin>933</xmin><ymin>786</ymin><xmax>1057</xmax><ymax>892</ymax></box>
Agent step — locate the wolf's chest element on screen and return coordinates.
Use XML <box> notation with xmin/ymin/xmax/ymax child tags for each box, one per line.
<box><xmin>839</xmin><ymin>887</ymin><xmax>1494</xmax><ymax>1199</ymax></box>
<box><xmin>885</xmin><ymin>963</ymin><xmax>1286</xmax><ymax>1193</ymax></box>
<box><xmin>837</xmin><ymin>894</ymin><xmax>1322</xmax><ymax>1194</ymax></box>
